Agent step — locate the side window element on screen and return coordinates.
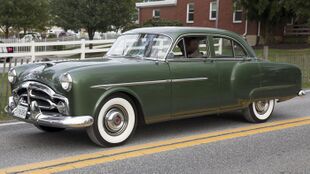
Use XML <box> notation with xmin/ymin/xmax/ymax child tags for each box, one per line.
<box><xmin>170</xmin><ymin>36</ymin><xmax>209</xmax><ymax>59</ymax></box>
<box><xmin>233</xmin><ymin>41</ymin><xmax>247</xmax><ymax>58</ymax></box>
<box><xmin>171</xmin><ymin>38</ymin><xmax>186</xmax><ymax>58</ymax></box>
<box><xmin>212</xmin><ymin>37</ymin><xmax>233</xmax><ymax>58</ymax></box>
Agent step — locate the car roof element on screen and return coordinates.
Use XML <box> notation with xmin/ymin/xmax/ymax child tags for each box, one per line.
<box><xmin>125</xmin><ymin>27</ymin><xmax>239</xmax><ymax>39</ymax></box>
<box><xmin>124</xmin><ymin>27</ymin><xmax>256</xmax><ymax>57</ymax></box>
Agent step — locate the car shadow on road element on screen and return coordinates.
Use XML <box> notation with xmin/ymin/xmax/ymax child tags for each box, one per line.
<box><xmin>9</xmin><ymin>111</ymin><xmax>255</xmax><ymax>150</ymax></box>
<box><xmin>10</xmin><ymin>109</ymin><xmax>292</xmax><ymax>152</ymax></box>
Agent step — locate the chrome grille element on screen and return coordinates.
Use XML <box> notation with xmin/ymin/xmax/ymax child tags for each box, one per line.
<box><xmin>13</xmin><ymin>81</ymin><xmax>69</xmax><ymax>114</ymax></box>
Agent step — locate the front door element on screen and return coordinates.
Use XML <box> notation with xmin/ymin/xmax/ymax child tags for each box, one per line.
<box><xmin>168</xmin><ymin>35</ymin><xmax>219</xmax><ymax>118</ymax></box>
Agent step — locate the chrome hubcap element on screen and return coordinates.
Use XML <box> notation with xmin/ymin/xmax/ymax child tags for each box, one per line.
<box><xmin>104</xmin><ymin>106</ymin><xmax>128</xmax><ymax>136</ymax></box>
<box><xmin>254</xmin><ymin>100</ymin><xmax>269</xmax><ymax>115</ymax></box>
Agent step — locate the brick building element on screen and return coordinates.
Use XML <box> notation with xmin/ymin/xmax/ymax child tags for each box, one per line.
<box><xmin>136</xmin><ymin>0</ymin><xmax>260</xmax><ymax>45</ymax></box>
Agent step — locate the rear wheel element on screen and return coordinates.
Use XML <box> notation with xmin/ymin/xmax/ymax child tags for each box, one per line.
<box><xmin>243</xmin><ymin>99</ymin><xmax>275</xmax><ymax>123</ymax></box>
<box><xmin>87</xmin><ymin>94</ymin><xmax>137</xmax><ymax>147</ymax></box>
<box><xmin>35</xmin><ymin>125</ymin><xmax>66</xmax><ymax>132</ymax></box>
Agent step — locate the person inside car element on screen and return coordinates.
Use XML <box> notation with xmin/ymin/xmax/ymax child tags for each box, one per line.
<box><xmin>185</xmin><ymin>37</ymin><xmax>203</xmax><ymax>58</ymax></box>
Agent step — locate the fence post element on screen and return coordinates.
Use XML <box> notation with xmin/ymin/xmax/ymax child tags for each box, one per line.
<box><xmin>30</xmin><ymin>41</ymin><xmax>35</xmax><ymax>62</ymax></box>
<box><xmin>80</xmin><ymin>39</ymin><xmax>86</xmax><ymax>60</ymax></box>
<box><xmin>263</xmin><ymin>46</ymin><xmax>269</xmax><ymax>60</ymax></box>
<box><xmin>44</xmin><ymin>38</ymin><xmax>47</xmax><ymax>52</ymax></box>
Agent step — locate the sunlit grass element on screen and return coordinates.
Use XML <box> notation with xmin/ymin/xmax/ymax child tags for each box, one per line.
<box><xmin>0</xmin><ymin>73</ymin><xmax>11</xmax><ymax>121</ymax></box>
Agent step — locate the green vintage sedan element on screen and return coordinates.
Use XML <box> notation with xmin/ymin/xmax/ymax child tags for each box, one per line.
<box><xmin>7</xmin><ymin>27</ymin><xmax>304</xmax><ymax>147</ymax></box>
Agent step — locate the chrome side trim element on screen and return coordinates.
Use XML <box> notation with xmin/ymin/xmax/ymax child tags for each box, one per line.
<box><xmin>171</xmin><ymin>77</ymin><xmax>208</xmax><ymax>83</ymax></box>
<box><xmin>91</xmin><ymin>80</ymin><xmax>170</xmax><ymax>89</ymax></box>
<box><xmin>91</xmin><ymin>77</ymin><xmax>208</xmax><ymax>89</ymax></box>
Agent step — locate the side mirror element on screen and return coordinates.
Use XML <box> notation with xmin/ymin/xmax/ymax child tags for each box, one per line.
<box><xmin>167</xmin><ymin>52</ymin><xmax>175</xmax><ymax>59</ymax></box>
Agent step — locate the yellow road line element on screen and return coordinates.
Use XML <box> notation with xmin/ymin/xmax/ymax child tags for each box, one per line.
<box><xmin>1</xmin><ymin>116</ymin><xmax>310</xmax><ymax>174</ymax></box>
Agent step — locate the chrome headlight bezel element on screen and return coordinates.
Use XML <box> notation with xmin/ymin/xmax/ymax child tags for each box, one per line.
<box><xmin>59</xmin><ymin>73</ymin><xmax>73</xmax><ymax>92</ymax></box>
<box><xmin>8</xmin><ymin>68</ymin><xmax>17</xmax><ymax>84</ymax></box>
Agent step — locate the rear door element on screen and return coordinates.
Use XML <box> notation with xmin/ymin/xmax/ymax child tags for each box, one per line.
<box><xmin>210</xmin><ymin>35</ymin><xmax>257</xmax><ymax>109</ymax></box>
<box><xmin>168</xmin><ymin>35</ymin><xmax>220</xmax><ymax>118</ymax></box>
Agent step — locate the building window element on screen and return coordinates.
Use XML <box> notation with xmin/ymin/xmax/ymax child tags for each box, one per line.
<box><xmin>233</xmin><ymin>3</ymin><xmax>243</xmax><ymax>23</ymax></box>
<box><xmin>153</xmin><ymin>9</ymin><xmax>160</xmax><ymax>19</ymax></box>
<box><xmin>186</xmin><ymin>3</ymin><xmax>194</xmax><ymax>23</ymax></box>
<box><xmin>209</xmin><ymin>1</ymin><xmax>217</xmax><ymax>21</ymax></box>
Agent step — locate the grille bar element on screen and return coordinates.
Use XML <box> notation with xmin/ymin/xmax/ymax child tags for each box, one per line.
<box><xmin>13</xmin><ymin>81</ymin><xmax>69</xmax><ymax>114</ymax></box>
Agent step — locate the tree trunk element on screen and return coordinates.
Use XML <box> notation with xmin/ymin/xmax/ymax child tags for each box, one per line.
<box><xmin>262</xmin><ymin>23</ymin><xmax>270</xmax><ymax>45</ymax></box>
<box><xmin>23</xmin><ymin>28</ymin><xmax>27</xmax><ymax>35</ymax></box>
<box><xmin>256</xmin><ymin>36</ymin><xmax>260</xmax><ymax>46</ymax></box>
<box><xmin>87</xmin><ymin>28</ymin><xmax>95</xmax><ymax>49</ymax></box>
<box><xmin>5</xmin><ymin>26</ymin><xmax>9</xmax><ymax>39</ymax></box>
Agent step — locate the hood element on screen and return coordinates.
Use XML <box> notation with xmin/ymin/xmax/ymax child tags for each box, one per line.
<box><xmin>15</xmin><ymin>57</ymin><xmax>148</xmax><ymax>91</ymax></box>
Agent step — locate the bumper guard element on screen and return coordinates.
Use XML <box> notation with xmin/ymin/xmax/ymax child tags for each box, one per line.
<box><xmin>7</xmin><ymin>96</ymin><xmax>94</xmax><ymax>128</ymax></box>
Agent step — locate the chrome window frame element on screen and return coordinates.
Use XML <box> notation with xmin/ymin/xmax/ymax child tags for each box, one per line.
<box><xmin>210</xmin><ymin>34</ymin><xmax>251</xmax><ymax>60</ymax></box>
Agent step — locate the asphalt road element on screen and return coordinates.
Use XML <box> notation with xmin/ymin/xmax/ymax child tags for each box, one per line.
<box><xmin>0</xmin><ymin>94</ymin><xmax>310</xmax><ymax>174</ymax></box>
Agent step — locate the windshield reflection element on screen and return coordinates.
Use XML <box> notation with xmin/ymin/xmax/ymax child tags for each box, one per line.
<box><xmin>106</xmin><ymin>34</ymin><xmax>172</xmax><ymax>60</ymax></box>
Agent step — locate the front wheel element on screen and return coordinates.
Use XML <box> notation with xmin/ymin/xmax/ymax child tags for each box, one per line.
<box><xmin>243</xmin><ymin>99</ymin><xmax>275</xmax><ymax>123</ymax></box>
<box><xmin>87</xmin><ymin>94</ymin><xmax>137</xmax><ymax>147</ymax></box>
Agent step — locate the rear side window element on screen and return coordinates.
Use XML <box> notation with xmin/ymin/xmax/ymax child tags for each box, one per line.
<box><xmin>233</xmin><ymin>41</ymin><xmax>247</xmax><ymax>57</ymax></box>
<box><xmin>212</xmin><ymin>37</ymin><xmax>233</xmax><ymax>58</ymax></box>
<box><xmin>212</xmin><ymin>36</ymin><xmax>247</xmax><ymax>58</ymax></box>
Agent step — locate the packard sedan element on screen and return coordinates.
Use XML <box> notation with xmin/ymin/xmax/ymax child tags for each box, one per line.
<box><xmin>7</xmin><ymin>27</ymin><xmax>304</xmax><ymax>147</ymax></box>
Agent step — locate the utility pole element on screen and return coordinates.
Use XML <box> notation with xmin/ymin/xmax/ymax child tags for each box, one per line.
<box><xmin>215</xmin><ymin>0</ymin><xmax>220</xmax><ymax>28</ymax></box>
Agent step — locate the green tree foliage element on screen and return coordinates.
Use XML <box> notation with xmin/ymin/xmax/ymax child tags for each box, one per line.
<box><xmin>0</xmin><ymin>0</ymin><xmax>15</xmax><ymax>38</ymax></box>
<box><xmin>283</xmin><ymin>0</ymin><xmax>310</xmax><ymax>25</ymax></box>
<box><xmin>123</xmin><ymin>19</ymin><xmax>183</xmax><ymax>32</ymax></box>
<box><xmin>50</xmin><ymin>0</ymin><xmax>135</xmax><ymax>41</ymax></box>
<box><xmin>0</xmin><ymin>0</ymin><xmax>50</xmax><ymax>38</ymax></box>
<box><xmin>16</xmin><ymin>0</ymin><xmax>50</xmax><ymax>33</ymax></box>
<box><xmin>235</xmin><ymin>0</ymin><xmax>292</xmax><ymax>44</ymax></box>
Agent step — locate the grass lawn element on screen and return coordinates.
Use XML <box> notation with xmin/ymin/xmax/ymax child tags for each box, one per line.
<box><xmin>0</xmin><ymin>73</ymin><xmax>11</xmax><ymax>121</ymax></box>
<box><xmin>254</xmin><ymin>47</ymin><xmax>310</xmax><ymax>59</ymax></box>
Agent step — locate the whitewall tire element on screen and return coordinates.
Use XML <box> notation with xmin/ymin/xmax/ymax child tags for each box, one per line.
<box><xmin>87</xmin><ymin>94</ymin><xmax>137</xmax><ymax>147</ymax></box>
<box><xmin>243</xmin><ymin>99</ymin><xmax>275</xmax><ymax>123</ymax></box>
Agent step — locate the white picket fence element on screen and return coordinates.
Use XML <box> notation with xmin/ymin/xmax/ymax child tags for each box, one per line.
<box><xmin>0</xmin><ymin>39</ymin><xmax>116</xmax><ymax>62</ymax></box>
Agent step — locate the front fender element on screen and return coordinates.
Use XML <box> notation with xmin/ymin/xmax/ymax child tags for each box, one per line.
<box><xmin>92</xmin><ymin>87</ymin><xmax>144</xmax><ymax>117</ymax></box>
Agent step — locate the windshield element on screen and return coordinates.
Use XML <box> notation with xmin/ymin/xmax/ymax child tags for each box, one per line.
<box><xmin>106</xmin><ymin>34</ymin><xmax>172</xmax><ymax>60</ymax></box>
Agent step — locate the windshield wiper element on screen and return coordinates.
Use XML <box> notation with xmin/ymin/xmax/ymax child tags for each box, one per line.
<box><xmin>106</xmin><ymin>54</ymin><xmax>122</xmax><ymax>57</ymax></box>
<box><xmin>107</xmin><ymin>54</ymin><xmax>144</xmax><ymax>59</ymax></box>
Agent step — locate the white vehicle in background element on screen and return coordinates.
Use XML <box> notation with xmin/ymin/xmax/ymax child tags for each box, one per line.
<box><xmin>20</xmin><ymin>33</ymin><xmax>42</xmax><ymax>42</ymax></box>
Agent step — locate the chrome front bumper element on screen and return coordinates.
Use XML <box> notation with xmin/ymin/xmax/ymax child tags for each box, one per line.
<box><xmin>7</xmin><ymin>96</ymin><xmax>94</xmax><ymax>128</ymax></box>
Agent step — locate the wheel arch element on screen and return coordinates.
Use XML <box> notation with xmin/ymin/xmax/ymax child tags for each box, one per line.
<box><xmin>93</xmin><ymin>87</ymin><xmax>146</xmax><ymax>126</ymax></box>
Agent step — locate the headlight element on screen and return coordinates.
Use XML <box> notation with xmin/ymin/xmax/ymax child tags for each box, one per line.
<box><xmin>8</xmin><ymin>68</ymin><xmax>17</xmax><ymax>84</ymax></box>
<box><xmin>59</xmin><ymin>73</ymin><xmax>72</xmax><ymax>91</ymax></box>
